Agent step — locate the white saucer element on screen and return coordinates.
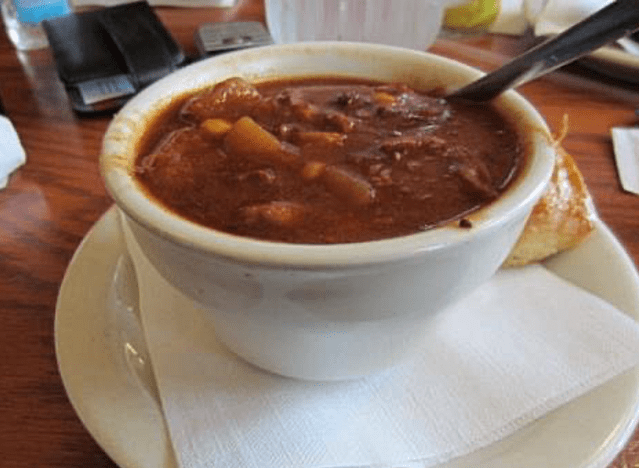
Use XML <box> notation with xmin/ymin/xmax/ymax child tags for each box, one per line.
<box><xmin>55</xmin><ymin>206</ymin><xmax>639</xmax><ymax>468</ymax></box>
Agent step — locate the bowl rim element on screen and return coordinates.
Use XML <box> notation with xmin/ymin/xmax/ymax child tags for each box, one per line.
<box><xmin>100</xmin><ymin>41</ymin><xmax>556</xmax><ymax>268</ymax></box>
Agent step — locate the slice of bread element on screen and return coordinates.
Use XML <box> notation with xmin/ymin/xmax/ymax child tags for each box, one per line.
<box><xmin>503</xmin><ymin>146</ymin><xmax>594</xmax><ymax>267</ymax></box>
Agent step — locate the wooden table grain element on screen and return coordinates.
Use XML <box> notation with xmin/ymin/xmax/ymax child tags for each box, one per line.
<box><xmin>1</xmin><ymin>2</ymin><xmax>639</xmax><ymax>467</ymax></box>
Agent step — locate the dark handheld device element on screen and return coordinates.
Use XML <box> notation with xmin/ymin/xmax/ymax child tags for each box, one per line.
<box><xmin>43</xmin><ymin>2</ymin><xmax>273</xmax><ymax>115</ymax></box>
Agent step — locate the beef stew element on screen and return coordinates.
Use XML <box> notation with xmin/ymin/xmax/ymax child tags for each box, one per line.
<box><xmin>135</xmin><ymin>77</ymin><xmax>524</xmax><ymax>244</ymax></box>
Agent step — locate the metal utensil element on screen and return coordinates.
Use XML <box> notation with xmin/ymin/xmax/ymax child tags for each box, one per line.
<box><xmin>448</xmin><ymin>0</ymin><xmax>639</xmax><ymax>102</ymax></box>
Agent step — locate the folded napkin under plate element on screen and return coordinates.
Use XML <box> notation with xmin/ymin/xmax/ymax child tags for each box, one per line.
<box><xmin>120</xmin><ymin>213</ymin><xmax>639</xmax><ymax>468</ymax></box>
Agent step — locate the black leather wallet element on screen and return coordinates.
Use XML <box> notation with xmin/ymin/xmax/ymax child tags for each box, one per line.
<box><xmin>43</xmin><ymin>1</ymin><xmax>185</xmax><ymax>113</ymax></box>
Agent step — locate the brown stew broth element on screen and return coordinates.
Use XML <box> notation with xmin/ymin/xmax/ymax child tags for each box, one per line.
<box><xmin>135</xmin><ymin>77</ymin><xmax>524</xmax><ymax>244</ymax></box>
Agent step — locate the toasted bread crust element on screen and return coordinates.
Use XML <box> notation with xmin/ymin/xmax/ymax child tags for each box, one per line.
<box><xmin>503</xmin><ymin>147</ymin><xmax>594</xmax><ymax>267</ymax></box>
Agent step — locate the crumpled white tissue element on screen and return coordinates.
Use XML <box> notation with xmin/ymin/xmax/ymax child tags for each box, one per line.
<box><xmin>0</xmin><ymin>115</ymin><xmax>26</xmax><ymax>189</ymax></box>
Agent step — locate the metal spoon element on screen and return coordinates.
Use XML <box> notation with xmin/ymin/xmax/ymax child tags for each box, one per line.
<box><xmin>448</xmin><ymin>0</ymin><xmax>639</xmax><ymax>102</ymax></box>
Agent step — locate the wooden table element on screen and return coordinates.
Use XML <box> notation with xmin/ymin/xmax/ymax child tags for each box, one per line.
<box><xmin>2</xmin><ymin>1</ymin><xmax>639</xmax><ymax>467</ymax></box>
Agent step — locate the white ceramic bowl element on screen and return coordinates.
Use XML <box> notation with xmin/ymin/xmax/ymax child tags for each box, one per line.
<box><xmin>100</xmin><ymin>42</ymin><xmax>555</xmax><ymax>381</ymax></box>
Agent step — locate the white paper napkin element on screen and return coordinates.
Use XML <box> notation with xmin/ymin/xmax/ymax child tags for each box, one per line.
<box><xmin>611</xmin><ymin>128</ymin><xmax>639</xmax><ymax>196</ymax></box>
<box><xmin>122</xmin><ymin>219</ymin><xmax>639</xmax><ymax>468</ymax></box>
<box><xmin>0</xmin><ymin>115</ymin><xmax>26</xmax><ymax>189</ymax></box>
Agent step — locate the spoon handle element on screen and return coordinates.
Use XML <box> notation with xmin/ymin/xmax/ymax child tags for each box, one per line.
<box><xmin>449</xmin><ymin>0</ymin><xmax>639</xmax><ymax>102</ymax></box>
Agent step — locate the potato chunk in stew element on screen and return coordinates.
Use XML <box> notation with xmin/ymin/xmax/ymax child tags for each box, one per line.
<box><xmin>135</xmin><ymin>77</ymin><xmax>523</xmax><ymax>244</ymax></box>
<box><xmin>181</xmin><ymin>77</ymin><xmax>262</xmax><ymax>121</ymax></box>
<box><xmin>224</xmin><ymin>116</ymin><xmax>299</xmax><ymax>166</ymax></box>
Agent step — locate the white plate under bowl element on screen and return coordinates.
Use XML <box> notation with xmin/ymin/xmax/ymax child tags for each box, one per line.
<box><xmin>55</xmin><ymin>206</ymin><xmax>639</xmax><ymax>468</ymax></box>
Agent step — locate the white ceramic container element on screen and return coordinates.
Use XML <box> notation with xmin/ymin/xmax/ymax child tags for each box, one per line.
<box><xmin>100</xmin><ymin>42</ymin><xmax>555</xmax><ymax>381</ymax></box>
